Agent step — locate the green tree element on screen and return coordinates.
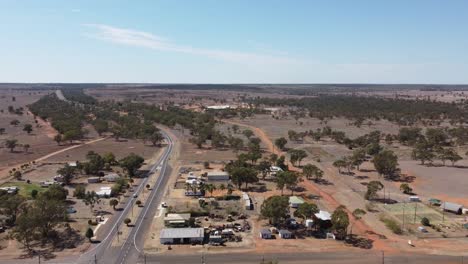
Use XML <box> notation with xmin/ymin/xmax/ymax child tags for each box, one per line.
<box><xmin>365</xmin><ymin>181</ymin><xmax>384</xmax><ymax>200</ymax></box>
<box><xmin>260</xmin><ymin>195</ymin><xmax>289</xmax><ymax>225</ymax></box>
<box><xmin>23</xmin><ymin>144</ymin><xmax>30</xmax><ymax>153</ymax></box>
<box><xmin>73</xmin><ymin>185</ymin><xmax>86</xmax><ymax>199</ymax></box>
<box><xmin>274</xmin><ymin>137</ymin><xmax>288</xmax><ymax>151</ymax></box>
<box><xmin>399</xmin><ymin>183</ymin><xmax>412</xmax><ymax>194</ymax></box>
<box><xmin>350</xmin><ymin>148</ymin><xmax>366</xmax><ymax>171</ymax></box>
<box><xmin>54</xmin><ymin>134</ymin><xmax>63</xmax><ymax>146</ymax></box>
<box><xmin>124</xmin><ymin>218</ymin><xmax>131</xmax><ymax>226</ymax></box>
<box><xmin>5</xmin><ymin>139</ymin><xmax>18</xmax><ymax>152</ymax></box>
<box><xmin>333</xmin><ymin>159</ymin><xmax>347</xmax><ymax>174</ymax></box>
<box><xmin>288</xmin><ymin>149</ymin><xmax>308</xmax><ymax>167</ymax></box>
<box><xmin>294</xmin><ymin>202</ymin><xmax>319</xmax><ymax>220</ymax></box>
<box><xmin>372</xmin><ymin>149</ymin><xmax>399</xmax><ymax>177</ymax></box>
<box><xmin>119</xmin><ymin>153</ymin><xmax>144</xmax><ymax>177</ymax></box>
<box><xmin>302</xmin><ymin>164</ymin><xmax>323</xmax><ymax>182</ymax></box>
<box><xmin>242</xmin><ymin>129</ymin><xmax>254</xmax><ymax>139</ymax></box>
<box><xmin>257</xmin><ymin>160</ymin><xmax>272</xmax><ymax>180</ymax></box>
<box><xmin>23</xmin><ymin>124</ymin><xmax>33</xmax><ymax>134</ymax></box>
<box><xmin>110</xmin><ymin>199</ymin><xmax>119</xmax><ymax>210</ymax></box>
<box><xmin>57</xmin><ymin>164</ymin><xmax>75</xmax><ymax>185</ymax></box>
<box><xmin>411</xmin><ymin>142</ymin><xmax>435</xmax><ymax>165</ymax></box>
<box><xmin>331</xmin><ymin>205</ymin><xmax>349</xmax><ymax>240</ymax></box>
<box><xmin>85</xmin><ymin>227</ymin><xmax>94</xmax><ymax>242</ymax></box>
<box><xmin>350</xmin><ymin>208</ymin><xmax>366</xmax><ymax>235</ymax></box>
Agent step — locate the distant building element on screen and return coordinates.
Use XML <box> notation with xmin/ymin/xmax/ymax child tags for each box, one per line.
<box><xmin>440</xmin><ymin>202</ymin><xmax>463</xmax><ymax>214</ymax></box>
<box><xmin>207</xmin><ymin>171</ymin><xmax>230</xmax><ymax>181</ymax></box>
<box><xmin>104</xmin><ymin>173</ymin><xmax>120</xmax><ymax>182</ymax></box>
<box><xmin>87</xmin><ymin>177</ymin><xmax>101</xmax><ymax>183</ymax></box>
<box><xmin>160</xmin><ymin>228</ymin><xmax>204</xmax><ymax>244</ymax></box>
<box><xmin>96</xmin><ymin>186</ymin><xmax>112</xmax><ymax>198</ymax></box>
<box><xmin>259</xmin><ymin>229</ymin><xmax>272</xmax><ymax>239</ymax></box>
<box><xmin>278</xmin><ymin>229</ymin><xmax>292</xmax><ymax>239</ymax></box>
<box><xmin>206</xmin><ymin>105</ymin><xmax>232</xmax><ymax>110</ymax></box>
<box><xmin>242</xmin><ymin>192</ymin><xmax>253</xmax><ymax>210</ymax></box>
<box><xmin>315</xmin><ymin>210</ymin><xmax>332</xmax><ymax>221</ymax></box>
<box><xmin>164</xmin><ymin>213</ymin><xmax>191</xmax><ymax>227</ymax></box>
<box><xmin>289</xmin><ymin>196</ymin><xmax>305</xmax><ymax>208</ymax></box>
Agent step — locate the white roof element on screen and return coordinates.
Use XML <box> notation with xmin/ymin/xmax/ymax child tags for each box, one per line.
<box><xmin>206</xmin><ymin>105</ymin><xmax>231</xmax><ymax>110</ymax></box>
<box><xmin>96</xmin><ymin>189</ymin><xmax>111</xmax><ymax>196</ymax></box>
<box><xmin>207</xmin><ymin>171</ymin><xmax>229</xmax><ymax>176</ymax></box>
<box><xmin>160</xmin><ymin>228</ymin><xmax>204</xmax><ymax>239</ymax></box>
<box><xmin>270</xmin><ymin>166</ymin><xmax>283</xmax><ymax>172</ymax></box>
<box><xmin>100</xmin><ymin>186</ymin><xmax>112</xmax><ymax>190</ymax></box>
<box><xmin>315</xmin><ymin>210</ymin><xmax>331</xmax><ymax>221</ymax></box>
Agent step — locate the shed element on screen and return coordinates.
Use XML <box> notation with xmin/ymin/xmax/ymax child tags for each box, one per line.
<box><xmin>242</xmin><ymin>192</ymin><xmax>253</xmax><ymax>210</ymax></box>
<box><xmin>289</xmin><ymin>196</ymin><xmax>304</xmax><ymax>208</ymax></box>
<box><xmin>429</xmin><ymin>198</ymin><xmax>442</xmax><ymax>206</ymax></box>
<box><xmin>315</xmin><ymin>210</ymin><xmax>332</xmax><ymax>221</ymax></box>
<box><xmin>278</xmin><ymin>229</ymin><xmax>292</xmax><ymax>239</ymax></box>
<box><xmin>164</xmin><ymin>213</ymin><xmax>191</xmax><ymax>227</ymax></box>
<box><xmin>104</xmin><ymin>173</ymin><xmax>120</xmax><ymax>182</ymax></box>
<box><xmin>160</xmin><ymin>228</ymin><xmax>205</xmax><ymax>244</ymax></box>
<box><xmin>440</xmin><ymin>202</ymin><xmax>463</xmax><ymax>214</ymax></box>
<box><xmin>96</xmin><ymin>187</ymin><xmax>112</xmax><ymax>198</ymax></box>
<box><xmin>207</xmin><ymin>171</ymin><xmax>230</xmax><ymax>181</ymax></box>
<box><xmin>87</xmin><ymin>177</ymin><xmax>101</xmax><ymax>183</ymax></box>
<box><xmin>259</xmin><ymin>229</ymin><xmax>272</xmax><ymax>239</ymax></box>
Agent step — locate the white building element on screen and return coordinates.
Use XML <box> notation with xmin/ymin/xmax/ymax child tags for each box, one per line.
<box><xmin>207</xmin><ymin>171</ymin><xmax>230</xmax><ymax>181</ymax></box>
<box><xmin>160</xmin><ymin>228</ymin><xmax>204</xmax><ymax>244</ymax></box>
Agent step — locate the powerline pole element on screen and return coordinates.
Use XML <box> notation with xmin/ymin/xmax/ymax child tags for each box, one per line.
<box><xmin>413</xmin><ymin>202</ymin><xmax>418</xmax><ymax>224</ymax></box>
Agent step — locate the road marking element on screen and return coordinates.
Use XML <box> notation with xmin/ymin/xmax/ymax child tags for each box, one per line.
<box><xmin>155</xmin><ymin>206</ymin><xmax>165</xmax><ymax>218</ymax></box>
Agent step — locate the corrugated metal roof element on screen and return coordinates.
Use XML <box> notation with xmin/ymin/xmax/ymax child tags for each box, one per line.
<box><xmin>440</xmin><ymin>202</ymin><xmax>463</xmax><ymax>212</ymax></box>
<box><xmin>289</xmin><ymin>196</ymin><xmax>305</xmax><ymax>204</ymax></box>
<box><xmin>160</xmin><ymin>228</ymin><xmax>204</xmax><ymax>239</ymax></box>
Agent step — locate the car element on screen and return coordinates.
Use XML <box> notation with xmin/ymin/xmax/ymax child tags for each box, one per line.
<box><xmin>133</xmin><ymin>193</ymin><xmax>138</xmax><ymax>198</ymax></box>
<box><xmin>66</xmin><ymin>207</ymin><xmax>77</xmax><ymax>214</ymax></box>
<box><xmin>161</xmin><ymin>202</ymin><xmax>167</xmax><ymax>208</ymax></box>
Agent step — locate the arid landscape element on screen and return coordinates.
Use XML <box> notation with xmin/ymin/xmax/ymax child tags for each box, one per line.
<box><xmin>1</xmin><ymin>83</ymin><xmax>468</xmax><ymax>264</ymax></box>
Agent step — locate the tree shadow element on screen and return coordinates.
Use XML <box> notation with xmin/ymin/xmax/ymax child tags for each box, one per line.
<box><xmin>345</xmin><ymin>234</ymin><xmax>374</xmax><ymax>249</ymax></box>
<box><xmin>354</xmin><ymin>175</ymin><xmax>369</xmax><ymax>180</ymax></box>
<box><xmin>314</xmin><ymin>179</ymin><xmax>334</xmax><ymax>186</ymax></box>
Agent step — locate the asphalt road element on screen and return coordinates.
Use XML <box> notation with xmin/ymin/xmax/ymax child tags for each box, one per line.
<box><xmin>143</xmin><ymin>251</ymin><xmax>465</xmax><ymax>264</ymax></box>
<box><xmin>77</xmin><ymin>132</ymin><xmax>174</xmax><ymax>264</ymax></box>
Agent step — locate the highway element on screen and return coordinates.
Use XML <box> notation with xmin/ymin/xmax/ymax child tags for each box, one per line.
<box><xmin>78</xmin><ymin>132</ymin><xmax>174</xmax><ymax>264</ymax></box>
<box><xmin>144</xmin><ymin>251</ymin><xmax>465</xmax><ymax>264</ymax></box>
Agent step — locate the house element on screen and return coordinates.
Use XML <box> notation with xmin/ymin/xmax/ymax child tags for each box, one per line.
<box><xmin>0</xmin><ymin>186</ymin><xmax>18</xmax><ymax>194</ymax></box>
<box><xmin>206</xmin><ymin>105</ymin><xmax>232</xmax><ymax>110</ymax></box>
<box><xmin>207</xmin><ymin>171</ymin><xmax>230</xmax><ymax>181</ymax></box>
<box><xmin>104</xmin><ymin>173</ymin><xmax>120</xmax><ymax>182</ymax></box>
<box><xmin>259</xmin><ymin>229</ymin><xmax>272</xmax><ymax>239</ymax></box>
<box><xmin>159</xmin><ymin>228</ymin><xmax>204</xmax><ymax>244</ymax></box>
<box><xmin>269</xmin><ymin>166</ymin><xmax>283</xmax><ymax>176</ymax></box>
<box><xmin>242</xmin><ymin>192</ymin><xmax>253</xmax><ymax>210</ymax></box>
<box><xmin>440</xmin><ymin>202</ymin><xmax>463</xmax><ymax>214</ymax></box>
<box><xmin>87</xmin><ymin>177</ymin><xmax>101</xmax><ymax>183</ymax></box>
<box><xmin>278</xmin><ymin>229</ymin><xmax>292</xmax><ymax>239</ymax></box>
<box><xmin>96</xmin><ymin>187</ymin><xmax>112</xmax><ymax>198</ymax></box>
<box><xmin>209</xmin><ymin>235</ymin><xmax>224</xmax><ymax>245</ymax></box>
<box><xmin>315</xmin><ymin>210</ymin><xmax>332</xmax><ymax>221</ymax></box>
<box><xmin>68</xmin><ymin>161</ymin><xmax>78</xmax><ymax>167</ymax></box>
<box><xmin>40</xmin><ymin>181</ymin><xmax>57</xmax><ymax>188</ymax></box>
<box><xmin>164</xmin><ymin>213</ymin><xmax>191</xmax><ymax>227</ymax></box>
<box><xmin>409</xmin><ymin>196</ymin><xmax>421</xmax><ymax>202</ymax></box>
<box><xmin>289</xmin><ymin>196</ymin><xmax>305</xmax><ymax>208</ymax></box>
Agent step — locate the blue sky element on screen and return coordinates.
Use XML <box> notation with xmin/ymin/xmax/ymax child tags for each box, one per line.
<box><xmin>1</xmin><ymin>0</ymin><xmax>467</xmax><ymax>83</ymax></box>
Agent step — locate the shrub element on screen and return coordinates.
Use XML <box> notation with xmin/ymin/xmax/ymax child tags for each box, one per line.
<box><xmin>380</xmin><ymin>216</ymin><xmax>403</xmax><ymax>235</ymax></box>
<box><xmin>421</xmin><ymin>217</ymin><xmax>430</xmax><ymax>226</ymax></box>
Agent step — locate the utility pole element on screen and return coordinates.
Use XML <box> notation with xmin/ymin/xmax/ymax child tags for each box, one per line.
<box><xmin>38</xmin><ymin>253</ymin><xmax>41</xmax><ymax>264</ymax></box>
<box><xmin>144</xmin><ymin>253</ymin><xmax>147</xmax><ymax>264</ymax></box>
<box><xmin>402</xmin><ymin>201</ymin><xmax>406</xmax><ymax>230</ymax></box>
<box><xmin>382</xmin><ymin>251</ymin><xmax>385</xmax><ymax>264</ymax></box>
<box><xmin>94</xmin><ymin>254</ymin><xmax>97</xmax><ymax>264</ymax></box>
<box><xmin>413</xmin><ymin>202</ymin><xmax>418</xmax><ymax>224</ymax></box>
<box><xmin>201</xmin><ymin>252</ymin><xmax>205</xmax><ymax>264</ymax></box>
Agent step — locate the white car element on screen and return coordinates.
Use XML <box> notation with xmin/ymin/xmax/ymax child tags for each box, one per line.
<box><xmin>133</xmin><ymin>193</ymin><xmax>138</xmax><ymax>198</ymax></box>
<box><xmin>161</xmin><ymin>202</ymin><xmax>167</xmax><ymax>208</ymax></box>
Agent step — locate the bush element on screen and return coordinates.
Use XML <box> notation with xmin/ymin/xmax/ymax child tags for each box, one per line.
<box><xmin>31</xmin><ymin>189</ymin><xmax>38</xmax><ymax>199</ymax></box>
<box><xmin>421</xmin><ymin>217</ymin><xmax>430</xmax><ymax>226</ymax></box>
<box><xmin>380</xmin><ymin>216</ymin><xmax>403</xmax><ymax>235</ymax></box>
